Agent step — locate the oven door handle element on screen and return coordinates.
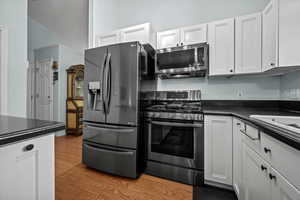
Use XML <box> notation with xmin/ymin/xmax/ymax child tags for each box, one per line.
<box><xmin>151</xmin><ymin>121</ymin><xmax>203</xmax><ymax>128</ymax></box>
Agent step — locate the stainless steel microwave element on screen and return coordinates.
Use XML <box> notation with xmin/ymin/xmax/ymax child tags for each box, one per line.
<box><xmin>156</xmin><ymin>43</ymin><xmax>209</xmax><ymax>79</ymax></box>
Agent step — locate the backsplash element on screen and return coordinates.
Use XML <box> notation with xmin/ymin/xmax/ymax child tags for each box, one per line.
<box><xmin>142</xmin><ymin>75</ymin><xmax>281</xmax><ymax>100</ymax></box>
<box><xmin>280</xmin><ymin>70</ymin><xmax>300</xmax><ymax>100</ymax></box>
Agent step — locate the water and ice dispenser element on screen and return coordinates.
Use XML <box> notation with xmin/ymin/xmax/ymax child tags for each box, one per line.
<box><xmin>88</xmin><ymin>81</ymin><xmax>102</xmax><ymax>110</ymax></box>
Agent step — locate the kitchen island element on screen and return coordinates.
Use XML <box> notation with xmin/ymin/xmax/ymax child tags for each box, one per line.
<box><xmin>0</xmin><ymin>115</ymin><xmax>65</xmax><ymax>200</ymax></box>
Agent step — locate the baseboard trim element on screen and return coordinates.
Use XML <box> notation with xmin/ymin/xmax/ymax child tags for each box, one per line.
<box><xmin>204</xmin><ymin>180</ymin><xmax>233</xmax><ymax>191</ymax></box>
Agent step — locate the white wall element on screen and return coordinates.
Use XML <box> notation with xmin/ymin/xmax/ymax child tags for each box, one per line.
<box><xmin>28</xmin><ymin>0</ymin><xmax>88</xmax><ymax>52</ymax></box>
<box><xmin>0</xmin><ymin>0</ymin><xmax>27</xmax><ymax>117</ymax></box>
<box><xmin>28</xmin><ymin>17</ymin><xmax>61</xmax><ymax>62</ymax></box>
<box><xmin>117</xmin><ymin>0</ymin><xmax>270</xmax><ymax>32</ymax></box>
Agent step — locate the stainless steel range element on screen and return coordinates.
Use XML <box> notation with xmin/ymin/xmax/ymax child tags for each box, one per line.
<box><xmin>142</xmin><ymin>90</ymin><xmax>204</xmax><ymax>185</ymax></box>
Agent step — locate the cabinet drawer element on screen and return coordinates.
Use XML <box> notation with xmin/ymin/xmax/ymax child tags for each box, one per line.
<box><xmin>82</xmin><ymin>142</ymin><xmax>137</xmax><ymax>178</ymax></box>
<box><xmin>83</xmin><ymin>123</ymin><xmax>137</xmax><ymax>149</ymax></box>
<box><xmin>261</xmin><ymin>133</ymin><xmax>300</xmax><ymax>190</ymax></box>
<box><xmin>241</xmin><ymin>124</ymin><xmax>262</xmax><ymax>155</ymax></box>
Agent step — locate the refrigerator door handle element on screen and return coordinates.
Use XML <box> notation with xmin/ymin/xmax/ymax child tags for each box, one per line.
<box><xmin>106</xmin><ymin>53</ymin><xmax>112</xmax><ymax>114</ymax></box>
<box><xmin>101</xmin><ymin>53</ymin><xmax>108</xmax><ymax>114</ymax></box>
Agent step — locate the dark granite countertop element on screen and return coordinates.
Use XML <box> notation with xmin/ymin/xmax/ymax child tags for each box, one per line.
<box><xmin>203</xmin><ymin>103</ymin><xmax>300</xmax><ymax>151</ymax></box>
<box><xmin>0</xmin><ymin>115</ymin><xmax>65</xmax><ymax>146</ymax></box>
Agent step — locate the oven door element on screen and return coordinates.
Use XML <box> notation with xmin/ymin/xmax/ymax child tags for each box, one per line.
<box><xmin>146</xmin><ymin>119</ymin><xmax>204</xmax><ymax>170</ymax></box>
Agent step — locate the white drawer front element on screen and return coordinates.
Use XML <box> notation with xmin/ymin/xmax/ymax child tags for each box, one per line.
<box><xmin>241</xmin><ymin>124</ymin><xmax>263</xmax><ymax>156</ymax></box>
<box><xmin>261</xmin><ymin>132</ymin><xmax>300</xmax><ymax>190</ymax></box>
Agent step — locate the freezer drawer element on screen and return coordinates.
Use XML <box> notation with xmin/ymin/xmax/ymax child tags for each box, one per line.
<box><xmin>82</xmin><ymin>142</ymin><xmax>137</xmax><ymax>178</ymax></box>
<box><xmin>83</xmin><ymin>123</ymin><xmax>137</xmax><ymax>149</ymax></box>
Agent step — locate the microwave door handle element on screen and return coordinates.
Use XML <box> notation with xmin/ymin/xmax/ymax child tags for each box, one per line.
<box><xmin>151</xmin><ymin>121</ymin><xmax>203</xmax><ymax>128</ymax></box>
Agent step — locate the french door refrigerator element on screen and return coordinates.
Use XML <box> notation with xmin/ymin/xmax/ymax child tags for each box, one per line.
<box><xmin>83</xmin><ymin>42</ymin><xmax>144</xmax><ymax>178</ymax></box>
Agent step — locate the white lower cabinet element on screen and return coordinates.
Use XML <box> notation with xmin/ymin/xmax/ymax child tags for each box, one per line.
<box><xmin>271</xmin><ymin>168</ymin><xmax>300</xmax><ymax>200</ymax></box>
<box><xmin>0</xmin><ymin>134</ymin><xmax>55</xmax><ymax>200</ymax></box>
<box><xmin>242</xmin><ymin>142</ymin><xmax>272</xmax><ymax>200</ymax></box>
<box><xmin>233</xmin><ymin>118</ymin><xmax>244</xmax><ymax>198</ymax></box>
<box><xmin>204</xmin><ymin>115</ymin><xmax>233</xmax><ymax>186</ymax></box>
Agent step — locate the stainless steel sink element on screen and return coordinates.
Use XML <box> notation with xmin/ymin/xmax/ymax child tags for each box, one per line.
<box><xmin>250</xmin><ymin>115</ymin><xmax>300</xmax><ymax>138</ymax></box>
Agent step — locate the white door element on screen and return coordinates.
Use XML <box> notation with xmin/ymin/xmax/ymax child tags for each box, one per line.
<box><xmin>181</xmin><ymin>24</ymin><xmax>207</xmax><ymax>45</ymax></box>
<box><xmin>95</xmin><ymin>31</ymin><xmax>120</xmax><ymax>47</ymax></box>
<box><xmin>271</xmin><ymin>167</ymin><xmax>300</xmax><ymax>200</ymax></box>
<box><xmin>0</xmin><ymin>135</ymin><xmax>55</xmax><ymax>200</ymax></box>
<box><xmin>208</xmin><ymin>18</ymin><xmax>235</xmax><ymax>76</ymax></box>
<box><xmin>157</xmin><ymin>29</ymin><xmax>180</xmax><ymax>49</ymax></box>
<box><xmin>235</xmin><ymin>13</ymin><xmax>262</xmax><ymax>74</ymax></box>
<box><xmin>262</xmin><ymin>0</ymin><xmax>278</xmax><ymax>71</ymax></box>
<box><xmin>36</xmin><ymin>59</ymin><xmax>53</xmax><ymax>121</ymax></box>
<box><xmin>242</xmin><ymin>142</ymin><xmax>271</xmax><ymax>200</ymax></box>
<box><xmin>233</xmin><ymin>118</ymin><xmax>243</xmax><ymax>198</ymax></box>
<box><xmin>205</xmin><ymin>115</ymin><xmax>233</xmax><ymax>186</ymax></box>
<box><xmin>120</xmin><ymin>23</ymin><xmax>150</xmax><ymax>44</ymax></box>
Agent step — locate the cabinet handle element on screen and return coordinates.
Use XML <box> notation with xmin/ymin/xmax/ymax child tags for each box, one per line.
<box><xmin>181</xmin><ymin>42</ymin><xmax>183</xmax><ymax>46</ymax></box>
<box><xmin>264</xmin><ymin>147</ymin><xmax>271</xmax><ymax>154</ymax></box>
<box><xmin>176</xmin><ymin>43</ymin><xmax>179</xmax><ymax>47</ymax></box>
<box><xmin>270</xmin><ymin>63</ymin><xmax>275</xmax><ymax>66</ymax></box>
<box><xmin>261</xmin><ymin>165</ymin><xmax>267</xmax><ymax>171</ymax></box>
<box><xmin>269</xmin><ymin>173</ymin><xmax>276</xmax><ymax>180</ymax></box>
<box><xmin>24</xmin><ymin>144</ymin><xmax>34</xmax><ymax>152</ymax></box>
<box><xmin>236</xmin><ymin>123</ymin><xmax>241</xmax><ymax>126</ymax></box>
<box><xmin>230</xmin><ymin>69</ymin><xmax>233</xmax><ymax>73</ymax></box>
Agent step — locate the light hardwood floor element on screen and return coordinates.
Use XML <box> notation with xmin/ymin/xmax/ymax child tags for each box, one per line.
<box><xmin>55</xmin><ymin>136</ymin><xmax>193</xmax><ymax>200</ymax></box>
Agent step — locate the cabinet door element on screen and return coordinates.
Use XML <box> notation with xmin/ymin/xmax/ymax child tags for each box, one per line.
<box><xmin>0</xmin><ymin>135</ymin><xmax>55</xmax><ymax>200</ymax></box>
<box><xmin>205</xmin><ymin>116</ymin><xmax>233</xmax><ymax>186</ymax></box>
<box><xmin>181</xmin><ymin>24</ymin><xmax>207</xmax><ymax>45</ymax></box>
<box><xmin>208</xmin><ymin>18</ymin><xmax>235</xmax><ymax>75</ymax></box>
<box><xmin>235</xmin><ymin>13</ymin><xmax>262</xmax><ymax>74</ymax></box>
<box><xmin>271</xmin><ymin>168</ymin><xmax>300</xmax><ymax>200</ymax></box>
<box><xmin>95</xmin><ymin>31</ymin><xmax>120</xmax><ymax>47</ymax></box>
<box><xmin>157</xmin><ymin>29</ymin><xmax>180</xmax><ymax>49</ymax></box>
<box><xmin>242</xmin><ymin>142</ymin><xmax>271</xmax><ymax>200</ymax></box>
<box><xmin>120</xmin><ymin>23</ymin><xmax>150</xmax><ymax>44</ymax></box>
<box><xmin>278</xmin><ymin>0</ymin><xmax>300</xmax><ymax>67</ymax></box>
<box><xmin>233</xmin><ymin>118</ymin><xmax>244</xmax><ymax>198</ymax></box>
<box><xmin>262</xmin><ymin>0</ymin><xmax>278</xmax><ymax>71</ymax></box>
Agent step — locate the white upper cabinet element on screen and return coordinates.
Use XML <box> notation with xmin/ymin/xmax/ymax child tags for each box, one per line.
<box><xmin>157</xmin><ymin>29</ymin><xmax>180</xmax><ymax>49</ymax></box>
<box><xmin>235</xmin><ymin>13</ymin><xmax>262</xmax><ymax>74</ymax></box>
<box><xmin>277</xmin><ymin>0</ymin><xmax>300</xmax><ymax>67</ymax></box>
<box><xmin>205</xmin><ymin>115</ymin><xmax>233</xmax><ymax>186</ymax></box>
<box><xmin>208</xmin><ymin>18</ymin><xmax>235</xmax><ymax>76</ymax></box>
<box><xmin>262</xmin><ymin>0</ymin><xmax>278</xmax><ymax>71</ymax></box>
<box><xmin>94</xmin><ymin>23</ymin><xmax>154</xmax><ymax>48</ymax></box>
<box><xmin>120</xmin><ymin>23</ymin><xmax>152</xmax><ymax>44</ymax></box>
<box><xmin>262</xmin><ymin>0</ymin><xmax>300</xmax><ymax>71</ymax></box>
<box><xmin>180</xmin><ymin>24</ymin><xmax>207</xmax><ymax>45</ymax></box>
<box><xmin>95</xmin><ymin>31</ymin><xmax>120</xmax><ymax>47</ymax></box>
<box><xmin>157</xmin><ymin>23</ymin><xmax>207</xmax><ymax>49</ymax></box>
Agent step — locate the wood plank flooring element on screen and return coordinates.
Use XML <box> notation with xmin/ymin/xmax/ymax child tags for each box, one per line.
<box><xmin>55</xmin><ymin>136</ymin><xmax>193</xmax><ymax>200</ymax></box>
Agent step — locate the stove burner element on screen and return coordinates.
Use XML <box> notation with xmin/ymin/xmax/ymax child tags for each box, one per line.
<box><xmin>146</xmin><ymin>102</ymin><xmax>202</xmax><ymax>113</ymax></box>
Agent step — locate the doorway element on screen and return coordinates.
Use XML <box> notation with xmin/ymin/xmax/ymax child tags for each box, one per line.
<box><xmin>35</xmin><ymin>59</ymin><xmax>54</xmax><ymax>121</ymax></box>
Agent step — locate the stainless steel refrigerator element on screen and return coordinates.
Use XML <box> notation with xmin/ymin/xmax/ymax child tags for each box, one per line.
<box><xmin>82</xmin><ymin>42</ymin><xmax>147</xmax><ymax>178</ymax></box>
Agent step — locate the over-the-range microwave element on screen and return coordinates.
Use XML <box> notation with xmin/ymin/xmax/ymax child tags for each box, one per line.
<box><xmin>156</xmin><ymin>43</ymin><xmax>209</xmax><ymax>79</ymax></box>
